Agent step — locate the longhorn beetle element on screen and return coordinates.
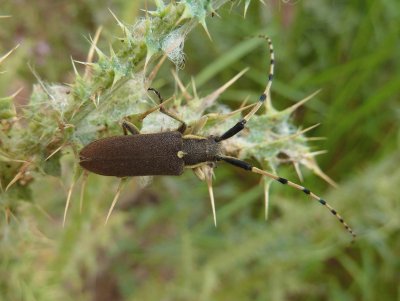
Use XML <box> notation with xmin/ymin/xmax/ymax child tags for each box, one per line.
<box><xmin>79</xmin><ymin>36</ymin><xmax>356</xmax><ymax>242</ymax></box>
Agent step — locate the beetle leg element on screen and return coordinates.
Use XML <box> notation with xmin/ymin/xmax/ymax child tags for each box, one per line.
<box><xmin>147</xmin><ymin>87</ymin><xmax>163</xmax><ymax>102</ymax></box>
<box><xmin>148</xmin><ymin>87</ymin><xmax>187</xmax><ymax>134</ymax></box>
<box><xmin>122</xmin><ymin>121</ymin><xmax>140</xmax><ymax>135</ymax></box>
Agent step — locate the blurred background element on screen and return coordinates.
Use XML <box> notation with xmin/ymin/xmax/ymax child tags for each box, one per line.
<box><xmin>1</xmin><ymin>0</ymin><xmax>399</xmax><ymax>300</ymax></box>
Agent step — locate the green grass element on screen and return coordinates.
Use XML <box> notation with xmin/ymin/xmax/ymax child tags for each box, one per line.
<box><xmin>1</xmin><ymin>0</ymin><xmax>399</xmax><ymax>300</ymax></box>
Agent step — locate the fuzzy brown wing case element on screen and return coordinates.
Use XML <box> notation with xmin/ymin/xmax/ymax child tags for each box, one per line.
<box><xmin>79</xmin><ymin>131</ymin><xmax>185</xmax><ymax>177</ymax></box>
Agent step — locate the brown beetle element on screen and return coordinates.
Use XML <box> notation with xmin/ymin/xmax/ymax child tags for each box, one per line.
<box><xmin>79</xmin><ymin>37</ymin><xmax>355</xmax><ymax>242</ymax></box>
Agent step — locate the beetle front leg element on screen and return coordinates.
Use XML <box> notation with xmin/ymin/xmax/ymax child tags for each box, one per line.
<box><xmin>122</xmin><ymin>121</ymin><xmax>140</xmax><ymax>135</ymax></box>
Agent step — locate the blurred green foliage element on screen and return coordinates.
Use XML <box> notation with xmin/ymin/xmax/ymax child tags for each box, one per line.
<box><xmin>1</xmin><ymin>0</ymin><xmax>399</xmax><ymax>300</ymax></box>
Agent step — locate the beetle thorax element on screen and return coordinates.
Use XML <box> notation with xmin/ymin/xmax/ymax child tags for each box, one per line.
<box><xmin>181</xmin><ymin>137</ymin><xmax>220</xmax><ymax>166</ymax></box>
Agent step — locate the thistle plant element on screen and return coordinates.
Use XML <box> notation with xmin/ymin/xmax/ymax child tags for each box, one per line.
<box><xmin>0</xmin><ymin>0</ymin><xmax>332</xmax><ymax>226</ymax></box>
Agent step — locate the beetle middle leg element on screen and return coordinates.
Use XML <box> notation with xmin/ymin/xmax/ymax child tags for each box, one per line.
<box><xmin>147</xmin><ymin>87</ymin><xmax>187</xmax><ymax>134</ymax></box>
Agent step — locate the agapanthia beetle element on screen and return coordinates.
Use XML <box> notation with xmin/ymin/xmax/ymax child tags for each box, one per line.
<box><xmin>79</xmin><ymin>37</ymin><xmax>355</xmax><ymax>242</ymax></box>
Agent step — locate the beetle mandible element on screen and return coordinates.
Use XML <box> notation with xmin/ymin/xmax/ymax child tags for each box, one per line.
<box><xmin>79</xmin><ymin>36</ymin><xmax>356</xmax><ymax>242</ymax></box>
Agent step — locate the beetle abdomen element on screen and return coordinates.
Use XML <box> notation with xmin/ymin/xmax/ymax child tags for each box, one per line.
<box><xmin>79</xmin><ymin>131</ymin><xmax>184</xmax><ymax>177</ymax></box>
